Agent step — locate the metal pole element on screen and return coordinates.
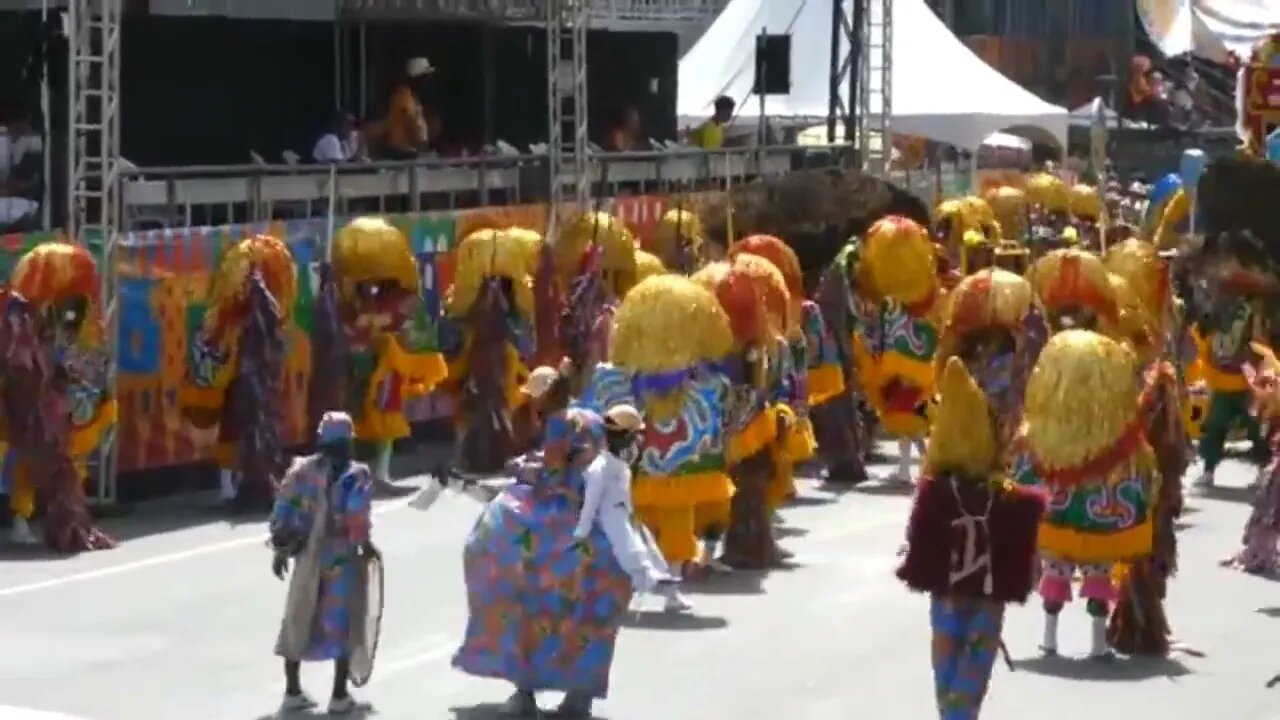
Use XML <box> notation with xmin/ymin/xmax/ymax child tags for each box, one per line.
<box><xmin>848</xmin><ymin>0</ymin><xmax>861</xmax><ymax>160</ymax></box>
<box><xmin>333</xmin><ymin>16</ymin><xmax>342</xmax><ymax>109</ymax></box>
<box><xmin>482</xmin><ymin>22</ymin><xmax>495</xmax><ymax>148</ymax></box>
<box><xmin>827</xmin><ymin>0</ymin><xmax>841</xmax><ymax>143</ymax></box>
<box><xmin>359</xmin><ymin>22</ymin><xmax>368</xmax><ymax>117</ymax></box>
<box><xmin>41</xmin><ymin>0</ymin><xmax>51</xmax><ymax>230</ymax></box>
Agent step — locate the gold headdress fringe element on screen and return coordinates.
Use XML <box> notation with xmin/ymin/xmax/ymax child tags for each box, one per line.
<box><xmin>333</xmin><ymin>216</ymin><xmax>420</xmax><ymax>298</ymax></box>
<box><xmin>860</xmin><ymin>215</ymin><xmax>937</xmax><ymax>306</ymax></box>
<box><xmin>1023</xmin><ymin>329</ymin><xmax>1139</xmax><ymax>470</ymax></box>
<box><xmin>447</xmin><ymin>228</ymin><xmax>535</xmax><ymax>321</ymax></box>
<box><xmin>984</xmin><ymin>186</ymin><xmax>1028</xmax><ymax>243</ymax></box>
<box><xmin>925</xmin><ymin>357</ymin><xmax>998</xmax><ymax>477</ymax></box>
<box><xmin>206</xmin><ymin>234</ymin><xmax>298</xmax><ymax>329</ymax></box>
<box><xmin>634</xmin><ymin>250</ymin><xmax>667</xmax><ymax>283</ymax></box>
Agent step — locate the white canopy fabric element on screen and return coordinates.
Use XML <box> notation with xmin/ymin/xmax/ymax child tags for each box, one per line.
<box><xmin>1138</xmin><ymin>0</ymin><xmax>1279</xmax><ymax>62</ymax></box>
<box><xmin>677</xmin><ymin>0</ymin><xmax>1069</xmax><ymax>151</ymax></box>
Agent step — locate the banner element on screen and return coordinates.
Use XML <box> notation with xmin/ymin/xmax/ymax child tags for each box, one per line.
<box><xmin>0</xmin><ymin>194</ymin><xmax>700</xmax><ymax>473</ymax></box>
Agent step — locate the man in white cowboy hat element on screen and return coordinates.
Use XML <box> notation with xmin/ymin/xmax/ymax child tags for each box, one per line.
<box><xmin>575</xmin><ymin>404</ymin><xmax>692</xmax><ymax>614</ymax></box>
<box><xmin>382</xmin><ymin>56</ymin><xmax>434</xmax><ymax>159</ymax></box>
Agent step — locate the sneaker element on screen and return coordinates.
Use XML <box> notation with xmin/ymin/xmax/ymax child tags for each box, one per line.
<box><xmin>279</xmin><ymin>692</ymin><xmax>316</xmax><ymax>712</ymax></box>
<box><xmin>1193</xmin><ymin>470</ymin><xmax>1214</xmax><ymax>489</ymax></box>
<box><xmin>704</xmin><ymin>558</ymin><xmax>733</xmax><ymax>574</ymax></box>
<box><xmin>661</xmin><ymin>585</ymin><xmax>694</xmax><ymax>613</ymax></box>
<box><xmin>10</xmin><ymin>517</ymin><xmax>38</xmax><ymax>546</ymax></box>
<box><xmin>327</xmin><ymin>695</ymin><xmax>357</xmax><ymax>715</ymax></box>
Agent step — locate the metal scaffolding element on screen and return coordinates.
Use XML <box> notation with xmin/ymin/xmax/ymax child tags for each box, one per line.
<box><xmin>545</xmin><ymin>0</ymin><xmax>591</xmax><ymax>242</ymax></box>
<box><xmin>859</xmin><ymin>0</ymin><xmax>891</xmax><ymax>176</ymax></box>
<box><xmin>827</xmin><ymin>0</ymin><xmax>892</xmax><ymax>175</ymax></box>
<box><xmin>67</xmin><ymin>0</ymin><xmax>123</xmax><ymax>505</ymax></box>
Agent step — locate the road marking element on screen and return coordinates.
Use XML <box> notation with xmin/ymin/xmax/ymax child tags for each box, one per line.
<box><xmin>0</xmin><ymin>495</ymin><xmax>419</xmax><ymax>598</ymax></box>
<box><xmin>0</xmin><ymin>486</ymin><xmax>908</xmax><ymax>599</ymax></box>
<box><xmin>372</xmin><ymin>638</ymin><xmax>459</xmax><ymax>681</ymax></box>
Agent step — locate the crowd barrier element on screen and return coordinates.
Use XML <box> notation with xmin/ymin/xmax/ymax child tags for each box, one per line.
<box><xmin>0</xmin><ymin>193</ymin><xmax>705</xmax><ymax>474</ymax></box>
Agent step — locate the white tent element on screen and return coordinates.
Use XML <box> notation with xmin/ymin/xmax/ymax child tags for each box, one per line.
<box><xmin>677</xmin><ymin>0</ymin><xmax>1069</xmax><ymax>151</ymax></box>
<box><xmin>1138</xmin><ymin>0</ymin><xmax>1279</xmax><ymax>62</ymax></box>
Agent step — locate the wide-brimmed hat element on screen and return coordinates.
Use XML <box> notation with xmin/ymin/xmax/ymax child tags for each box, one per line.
<box><xmin>604</xmin><ymin>404</ymin><xmax>646</xmax><ymax>432</ymax></box>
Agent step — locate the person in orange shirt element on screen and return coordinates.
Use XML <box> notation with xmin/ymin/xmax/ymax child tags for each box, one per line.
<box><xmin>605</xmin><ymin>106</ymin><xmax>641</xmax><ymax>152</ymax></box>
<box><xmin>383</xmin><ymin>57</ymin><xmax>433</xmax><ymax>159</ymax></box>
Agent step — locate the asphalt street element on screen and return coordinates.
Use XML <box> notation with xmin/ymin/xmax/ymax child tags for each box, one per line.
<box><xmin>0</xmin><ymin>444</ymin><xmax>1278</xmax><ymax>720</ymax></box>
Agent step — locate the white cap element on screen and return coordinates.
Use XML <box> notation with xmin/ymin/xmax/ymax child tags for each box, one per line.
<box><xmin>521</xmin><ymin>366</ymin><xmax>559</xmax><ymax>400</ymax></box>
<box><xmin>605</xmin><ymin>404</ymin><xmax>646</xmax><ymax>432</ymax></box>
<box><xmin>406</xmin><ymin>57</ymin><xmax>435</xmax><ymax>77</ymax></box>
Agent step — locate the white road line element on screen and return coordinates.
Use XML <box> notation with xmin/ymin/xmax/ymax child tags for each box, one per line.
<box><xmin>372</xmin><ymin>640</ymin><xmax>459</xmax><ymax>681</ymax></box>
<box><xmin>0</xmin><ymin>489</ymin><xmax>908</xmax><ymax>599</ymax></box>
<box><xmin>0</xmin><ymin>495</ymin><xmax>418</xmax><ymax>598</ymax></box>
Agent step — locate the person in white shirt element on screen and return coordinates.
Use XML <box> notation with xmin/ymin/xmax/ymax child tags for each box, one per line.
<box><xmin>0</xmin><ymin>106</ymin><xmax>43</xmax><ymax>229</ymax></box>
<box><xmin>575</xmin><ymin>404</ymin><xmax>692</xmax><ymax>612</ymax></box>
<box><xmin>312</xmin><ymin>111</ymin><xmax>363</xmax><ymax>163</ymax></box>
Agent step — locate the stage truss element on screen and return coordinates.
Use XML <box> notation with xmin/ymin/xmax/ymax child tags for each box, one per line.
<box><xmin>546</xmin><ymin>0</ymin><xmax>591</xmax><ymax>243</ymax></box>
<box><xmin>827</xmin><ymin>0</ymin><xmax>892</xmax><ymax>175</ymax></box>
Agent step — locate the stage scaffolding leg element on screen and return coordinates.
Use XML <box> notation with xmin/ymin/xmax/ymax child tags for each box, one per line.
<box><xmin>826</xmin><ymin>0</ymin><xmax>858</xmax><ymax>159</ymax></box>
<box><xmin>859</xmin><ymin>0</ymin><xmax>892</xmax><ymax>176</ymax></box>
<box><xmin>67</xmin><ymin>0</ymin><xmax>123</xmax><ymax>507</ymax></box>
<box><xmin>545</xmin><ymin>0</ymin><xmax>590</xmax><ymax>243</ymax></box>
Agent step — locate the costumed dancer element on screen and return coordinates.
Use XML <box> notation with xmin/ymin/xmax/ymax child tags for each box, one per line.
<box><xmin>727</xmin><ymin>235</ymin><xmax>819</xmax><ymax>508</ymax></box>
<box><xmin>1197</xmin><ymin>132</ymin><xmax>1280</xmax><ymax>571</ymax></box>
<box><xmin>933</xmin><ymin>199</ymin><xmax>971</xmax><ymax>282</ymax></box>
<box><xmin>1027</xmin><ymin>248</ymin><xmax>1119</xmax><ymax>334</ymax></box>
<box><xmin>453</xmin><ymin>405</ymin><xmax>634</xmax><ymax>718</ymax></box>
<box><xmin>331</xmin><ymin>217</ymin><xmax>448</xmax><ymax>484</ymax></box>
<box><xmin>442</xmin><ymin>228</ymin><xmax>535</xmax><ymax>474</ymax></box>
<box><xmin>933</xmin><ymin>269</ymin><xmax>1047</xmax><ymax>451</ymax></box>
<box><xmin>1100</xmin><ymin>245</ymin><xmax>1189</xmax><ymax>655</ymax></box>
<box><xmin>960</xmin><ymin>195</ymin><xmax>1000</xmax><ymax>243</ymax></box>
<box><xmin>577</xmin><ymin>275</ymin><xmax>736</xmax><ymax>587</ymax></box>
<box><xmin>898</xmin><ymin>358</ymin><xmax>1044</xmax><ymax>719</ymax></box>
<box><xmin>1013</xmin><ymin>330</ymin><xmax>1158</xmax><ymax>658</ymax></box>
<box><xmin>1225</xmin><ymin>344</ymin><xmax>1280</xmax><ymax>576</ymax></box>
<box><xmin>690</xmin><ymin>255</ymin><xmax>793</xmax><ymax>569</ymax></box>
<box><xmin>180</xmin><ymin>234</ymin><xmax>297</xmax><ymax>510</ymax></box>
<box><xmin>1</xmin><ymin>242</ymin><xmax>116</xmax><ymax>550</ymax></box>
<box><xmin>269</xmin><ymin>411</ymin><xmax>380</xmax><ymax>716</ymax></box>
<box><xmin>1068</xmin><ymin>183</ymin><xmax>1104</xmax><ymax>250</ymax></box>
<box><xmin>1024</xmin><ymin>173</ymin><xmax>1071</xmax><ymax>254</ymax></box>
<box><xmin>564</xmin><ymin>211</ymin><xmax>637</xmax><ymax>377</ymax></box>
<box><xmin>844</xmin><ymin>216</ymin><xmax>943</xmax><ymax>483</ymax></box>
<box><xmin>647</xmin><ymin>207</ymin><xmax>704</xmax><ymax>274</ymax></box>
<box><xmin>984</xmin><ymin>186</ymin><xmax>1028</xmax><ymax>245</ymax></box>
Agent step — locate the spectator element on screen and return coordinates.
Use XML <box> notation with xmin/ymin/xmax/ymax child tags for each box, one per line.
<box><xmin>0</xmin><ymin>105</ymin><xmax>43</xmax><ymax>231</ymax></box>
<box><xmin>605</xmin><ymin>106</ymin><xmax>641</xmax><ymax>152</ymax></box>
<box><xmin>382</xmin><ymin>57</ymin><xmax>433</xmax><ymax>159</ymax></box>
<box><xmin>312</xmin><ymin>110</ymin><xmax>364</xmax><ymax>163</ymax></box>
<box><xmin>689</xmin><ymin>96</ymin><xmax>735</xmax><ymax>150</ymax></box>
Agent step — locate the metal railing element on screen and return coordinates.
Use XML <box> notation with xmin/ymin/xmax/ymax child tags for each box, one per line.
<box><xmin>118</xmin><ymin>145</ymin><xmax>865</xmax><ymax>231</ymax></box>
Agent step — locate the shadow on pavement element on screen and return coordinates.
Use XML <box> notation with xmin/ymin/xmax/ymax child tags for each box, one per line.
<box><xmin>1016</xmin><ymin>653</ymin><xmax>1193</xmax><ymax>681</ymax></box>
<box><xmin>449</xmin><ymin>701</ymin><xmax>609</xmax><ymax>720</ymax></box>
<box><xmin>850</xmin><ymin>482</ymin><xmax>915</xmax><ymax>496</ymax></box>
<box><xmin>260</xmin><ymin>700</ymin><xmax>377</xmax><ymax>719</ymax></box>
<box><xmin>1195</xmin><ymin>484</ymin><xmax>1258</xmax><ymax>504</ymax></box>
<box><xmin>783</xmin><ymin>494</ymin><xmax>838</xmax><ymax>509</ymax></box>
<box><xmin>622</xmin><ymin>610</ymin><xmax>729</xmax><ymax>631</ymax></box>
<box><xmin>685</xmin><ymin>571</ymin><xmax>766</xmax><ymax>595</ymax></box>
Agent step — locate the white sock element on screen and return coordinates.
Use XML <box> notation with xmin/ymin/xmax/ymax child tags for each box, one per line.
<box><xmin>1042</xmin><ymin>613</ymin><xmax>1059</xmax><ymax>652</ymax></box>
<box><xmin>896</xmin><ymin>437</ymin><xmax>912</xmax><ymax>478</ymax></box>
<box><xmin>219</xmin><ymin>469</ymin><xmax>239</xmax><ymax>500</ymax></box>
<box><xmin>375</xmin><ymin>442</ymin><xmax>393</xmax><ymax>482</ymax></box>
<box><xmin>1089</xmin><ymin>614</ymin><xmax>1109</xmax><ymax>657</ymax></box>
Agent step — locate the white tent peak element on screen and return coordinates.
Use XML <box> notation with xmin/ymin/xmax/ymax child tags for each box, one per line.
<box><xmin>677</xmin><ymin>0</ymin><xmax>1068</xmax><ymax>151</ymax></box>
<box><xmin>1138</xmin><ymin>0</ymin><xmax>1280</xmax><ymax>62</ymax></box>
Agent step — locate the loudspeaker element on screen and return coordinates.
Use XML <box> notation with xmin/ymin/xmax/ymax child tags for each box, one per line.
<box><xmin>752</xmin><ymin>34</ymin><xmax>791</xmax><ymax>95</ymax></box>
